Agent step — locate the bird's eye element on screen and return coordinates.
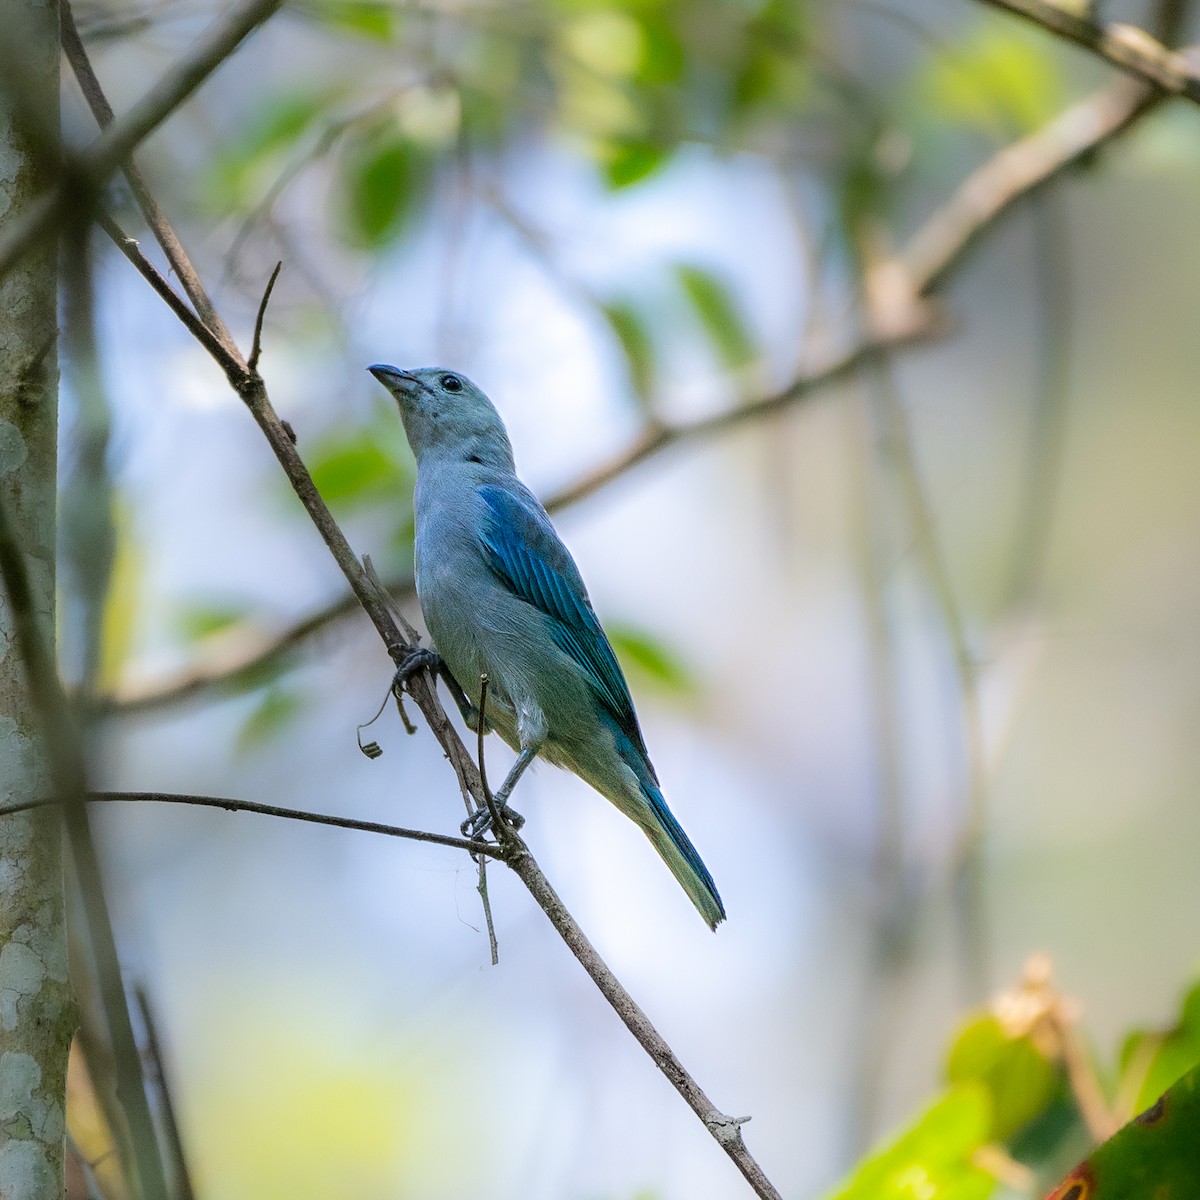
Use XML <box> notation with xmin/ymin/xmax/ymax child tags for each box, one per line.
<box><xmin>440</xmin><ymin>374</ymin><xmax>463</xmax><ymax>393</ymax></box>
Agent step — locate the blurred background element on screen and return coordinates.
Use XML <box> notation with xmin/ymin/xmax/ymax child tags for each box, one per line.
<box><xmin>49</xmin><ymin>0</ymin><xmax>1200</xmax><ymax>1194</ymax></box>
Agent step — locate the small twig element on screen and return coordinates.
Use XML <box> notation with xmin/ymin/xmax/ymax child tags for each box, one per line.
<box><xmin>248</xmin><ymin>260</ymin><xmax>283</xmax><ymax>372</ymax></box>
<box><xmin>0</xmin><ymin>792</ymin><xmax>509</xmax><ymax>858</ymax></box>
<box><xmin>475</xmin><ymin>856</ymin><xmax>499</xmax><ymax>966</ymax></box>
<box><xmin>1060</xmin><ymin>1019</ymin><xmax>1119</xmax><ymax>1142</ymax></box>
<box><xmin>474</xmin><ymin>674</ymin><xmax>500</xmax><ymax>965</ymax></box>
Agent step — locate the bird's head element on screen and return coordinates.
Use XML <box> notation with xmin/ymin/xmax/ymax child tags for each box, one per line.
<box><xmin>367</xmin><ymin>365</ymin><xmax>515</xmax><ymax>470</ymax></box>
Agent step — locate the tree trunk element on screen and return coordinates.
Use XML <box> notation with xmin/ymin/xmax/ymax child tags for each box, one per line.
<box><xmin>0</xmin><ymin>0</ymin><xmax>72</xmax><ymax>1196</ymax></box>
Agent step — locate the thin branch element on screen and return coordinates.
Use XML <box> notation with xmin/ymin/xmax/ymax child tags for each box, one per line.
<box><xmin>0</xmin><ymin>791</ymin><xmax>508</xmax><ymax>857</ymax></box>
<box><xmin>0</xmin><ymin>0</ymin><xmax>284</xmax><ymax>283</ymax></box>
<box><xmin>898</xmin><ymin>75</ymin><xmax>1163</xmax><ymax>294</ymax></box>
<box><xmin>973</xmin><ymin>1</ymin><xmax>1200</xmax><ymax>99</ymax></box>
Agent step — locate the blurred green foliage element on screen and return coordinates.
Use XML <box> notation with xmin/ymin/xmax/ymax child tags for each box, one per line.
<box><xmin>917</xmin><ymin>26</ymin><xmax>1065</xmax><ymax>137</ymax></box>
<box><xmin>945</xmin><ymin>1014</ymin><xmax>1059</xmax><ymax>1143</ymax></box>
<box><xmin>825</xmin><ymin>1086</ymin><xmax>996</xmax><ymax>1200</ymax></box>
<box><xmin>823</xmin><ymin>972</ymin><xmax>1200</xmax><ymax>1200</ymax></box>
<box><xmin>675</xmin><ymin>263</ymin><xmax>755</xmax><ymax>371</ymax></box>
<box><xmin>606</xmin><ymin>621</ymin><xmax>695</xmax><ymax>696</ymax></box>
<box><xmin>1120</xmin><ymin>981</ymin><xmax>1200</xmax><ymax>1113</ymax></box>
<box><xmin>237</xmin><ymin>684</ymin><xmax>307</xmax><ymax>753</ymax></box>
<box><xmin>1045</xmin><ymin>1064</ymin><xmax>1200</xmax><ymax>1200</ymax></box>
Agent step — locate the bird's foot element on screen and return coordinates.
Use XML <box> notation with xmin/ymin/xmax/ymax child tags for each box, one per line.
<box><xmin>462</xmin><ymin>802</ymin><xmax>525</xmax><ymax>839</ymax></box>
<box><xmin>391</xmin><ymin>646</ymin><xmax>442</xmax><ymax>693</ymax></box>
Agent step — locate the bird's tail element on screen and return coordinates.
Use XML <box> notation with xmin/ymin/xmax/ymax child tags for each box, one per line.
<box><xmin>635</xmin><ymin>777</ymin><xmax>726</xmax><ymax>930</ymax></box>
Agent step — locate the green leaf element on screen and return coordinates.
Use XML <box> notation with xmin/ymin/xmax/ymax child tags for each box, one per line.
<box><xmin>675</xmin><ymin>264</ymin><xmax>755</xmax><ymax>369</ymax></box>
<box><xmin>1044</xmin><ymin>1063</ymin><xmax>1200</xmax><ymax>1199</ymax></box>
<box><xmin>238</xmin><ymin>686</ymin><xmax>305</xmax><ymax>753</ymax></box>
<box><xmin>308</xmin><ymin>429</ymin><xmax>410</xmax><ymax>511</ymax></box>
<box><xmin>601</xmin><ymin>301</ymin><xmax>656</xmax><ymax>404</ymax></box>
<box><xmin>945</xmin><ymin>1013</ymin><xmax>1059</xmax><ymax>1142</ymax></box>
<box><xmin>634</xmin><ymin>12</ymin><xmax>684</xmax><ymax>85</ymax></box>
<box><xmin>918</xmin><ymin>26</ymin><xmax>1064</xmax><ymax>136</ymax></box>
<box><xmin>601</xmin><ymin>140</ymin><xmax>671</xmax><ymax>189</ymax></box>
<box><xmin>607</xmin><ymin>623</ymin><xmax>695</xmax><ymax>696</ymax></box>
<box><xmin>730</xmin><ymin>0</ymin><xmax>809</xmax><ymax>116</ymax></box>
<box><xmin>824</xmin><ymin>1085</ymin><xmax>996</xmax><ymax>1200</ymax></box>
<box><xmin>1121</xmin><ymin>982</ymin><xmax>1200</xmax><ymax>1113</ymax></box>
<box><xmin>176</xmin><ymin>603</ymin><xmax>251</xmax><ymax>641</ymax></box>
<box><xmin>208</xmin><ymin>90</ymin><xmax>330</xmax><ymax>206</ymax></box>
<box><xmin>303</xmin><ymin>0</ymin><xmax>396</xmax><ymax>40</ymax></box>
<box><xmin>341</xmin><ymin>128</ymin><xmax>431</xmax><ymax>247</ymax></box>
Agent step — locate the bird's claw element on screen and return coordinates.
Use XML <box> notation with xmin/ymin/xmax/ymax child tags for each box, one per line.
<box><xmin>392</xmin><ymin>646</ymin><xmax>442</xmax><ymax>693</ymax></box>
<box><xmin>461</xmin><ymin>802</ymin><xmax>525</xmax><ymax>839</ymax></box>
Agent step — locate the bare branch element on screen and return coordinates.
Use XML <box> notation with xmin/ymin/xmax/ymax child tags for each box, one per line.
<box><xmin>503</xmin><ymin>844</ymin><xmax>779</xmax><ymax>1199</ymax></box>
<box><xmin>0</xmin><ymin>791</ymin><xmax>509</xmax><ymax>857</ymax></box>
<box><xmin>95</xmin><ymin>211</ymin><xmax>233</xmax><ymax>367</ymax></box>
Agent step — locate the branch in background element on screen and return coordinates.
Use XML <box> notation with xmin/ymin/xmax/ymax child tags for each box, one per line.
<box><xmin>103</xmin><ymin>64</ymin><xmax>1179</xmax><ymax>717</ymax></box>
<box><xmin>974</xmin><ymin>0</ymin><xmax>1200</xmax><ymax>97</ymax></box>
<box><xmin>899</xmin><ymin>75</ymin><xmax>1163</xmax><ymax>293</ymax></box>
<box><xmin>0</xmin><ymin>0</ymin><xmax>284</xmax><ymax>284</ymax></box>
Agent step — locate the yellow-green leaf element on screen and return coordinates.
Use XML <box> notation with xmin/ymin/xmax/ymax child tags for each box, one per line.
<box><xmin>945</xmin><ymin>1013</ymin><xmax>1059</xmax><ymax>1142</ymax></box>
<box><xmin>824</xmin><ymin>1086</ymin><xmax>996</xmax><ymax>1200</ymax></box>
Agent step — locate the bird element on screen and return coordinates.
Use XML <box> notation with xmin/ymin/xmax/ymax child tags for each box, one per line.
<box><xmin>368</xmin><ymin>364</ymin><xmax>725</xmax><ymax>929</ymax></box>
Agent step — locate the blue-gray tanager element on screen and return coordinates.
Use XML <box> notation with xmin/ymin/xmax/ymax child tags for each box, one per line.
<box><xmin>368</xmin><ymin>365</ymin><xmax>726</xmax><ymax>929</ymax></box>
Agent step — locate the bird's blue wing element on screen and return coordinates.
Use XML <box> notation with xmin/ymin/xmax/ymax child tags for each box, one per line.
<box><xmin>477</xmin><ymin>484</ymin><xmax>649</xmax><ymax>761</ymax></box>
